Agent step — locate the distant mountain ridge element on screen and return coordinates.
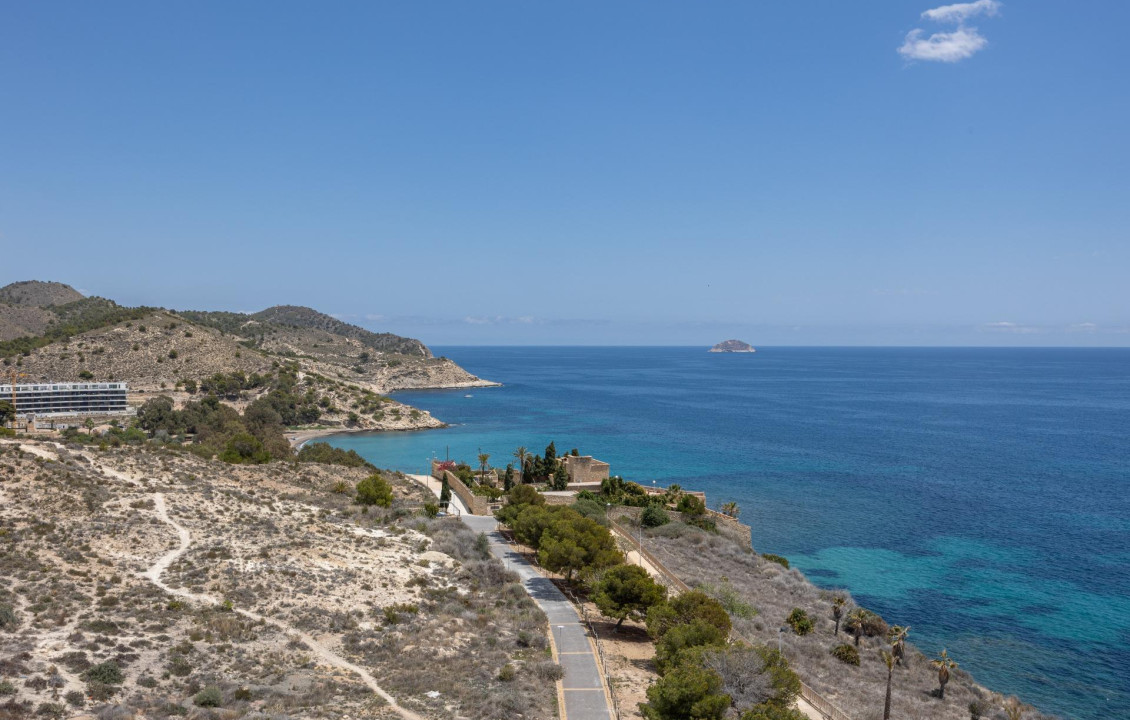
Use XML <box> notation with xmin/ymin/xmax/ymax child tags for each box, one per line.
<box><xmin>0</xmin><ymin>280</ymin><xmax>493</xmax><ymax>417</ymax></box>
<box><xmin>0</xmin><ymin>280</ymin><xmax>84</xmax><ymax>307</ymax></box>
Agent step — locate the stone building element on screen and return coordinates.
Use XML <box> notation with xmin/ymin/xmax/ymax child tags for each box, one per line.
<box><xmin>562</xmin><ymin>455</ymin><xmax>610</xmax><ymax>485</ymax></box>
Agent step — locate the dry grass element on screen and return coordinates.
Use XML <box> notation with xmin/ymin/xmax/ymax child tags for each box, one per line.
<box><xmin>644</xmin><ymin>522</ymin><xmax>1057</xmax><ymax>720</ymax></box>
<box><xmin>0</xmin><ymin>439</ymin><xmax>557</xmax><ymax>719</ymax></box>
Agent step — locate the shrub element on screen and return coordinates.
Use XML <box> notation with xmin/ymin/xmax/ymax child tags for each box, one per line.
<box><xmin>647</xmin><ymin>590</ymin><xmax>732</xmax><ymax>641</ymax></box>
<box><xmin>532</xmin><ymin>662</ymin><xmax>566</xmax><ymax>682</ymax></box>
<box><xmin>0</xmin><ymin>681</ymin><xmax>15</xmax><ymax>695</ymax></box>
<box><xmin>497</xmin><ymin>664</ymin><xmax>516</xmax><ymax>681</ymax></box>
<box><xmin>78</xmin><ymin>370</ymin><xmax>94</xmax><ymax>380</ymax></box>
<box><xmin>641</xmin><ymin>503</ymin><xmax>671</xmax><ymax>528</ymax></box>
<box><xmin>194</xmin><ymin>687</ymin><xmax>223</xmax><ymax>708</ymax></box>
<box><xmin>355</xmin><ymin>473</ymin><xmax>393</xmax><ymax>507</ymax></box>
<box><xmin>64</xmin><ymin>691</ymin><xmax>84</xmax><ymax>707</ymax></box>
<box><xmin>830</xmin><ymin>643</ymin><xmax>860</xmax><ymax>666</ymax></box>
<box><xmin>655</xmin><ymin>619</ymin><xmax>729</xmax><ymax>674</ymax></box>
<box><xmin>677</xmin><ymin>494</ymin><xmax>706</xmax><ymax>516</ymax></box>
<box><xmin>785</xmin><ymin>608</ymin><xmax>813</xmax><ymax>636</ymax></box>
<box><xmin>641</xmin><ymin>661</ymin><xmax>729</xmax><ymax>720</ymax></box>
<box><xmin>423</xmin><ymin>502</ymin><xmax>439</xmax><ymax>518</ymax></box>
<box><xmin>0</xmin><ymin>601</ymin><xmax>17</xmax><ymax>629</ymax></box>
<box><xmin>761</xmin><ymin>553</ymin><xmax>789</xmax><ymax>569</ymax></box>
<box><xmin>83</xmin><ymin>661</ymin><xmax>123</xmax><ymax>685</ymax></box>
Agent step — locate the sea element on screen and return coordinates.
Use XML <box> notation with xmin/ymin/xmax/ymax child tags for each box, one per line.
<box><xmin>323</xmin><ymin>346</ymin><xmax>1130</xmax><ymax>720</ymax></box>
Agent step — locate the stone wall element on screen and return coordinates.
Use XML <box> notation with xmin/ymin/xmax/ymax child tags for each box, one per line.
<box><xmin>430</xmin><ymin>462</ymin><xmax>491</xmax><ymax>516</ymax></box>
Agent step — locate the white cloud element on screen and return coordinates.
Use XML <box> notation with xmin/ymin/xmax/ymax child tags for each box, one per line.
<box><xmin>900</xmin><ymin>1</ymin><xmax>1000</xmax><ymax>63</ymax></box>
<box><xmin>899</xmin><ymin>26</ymin><xmax>988</xmax><ymax>62</ymax></box>
<box><xmin>922</xmin><ymin>0</ymin><xmax>1001</xmax><ymax>24</ymax></box>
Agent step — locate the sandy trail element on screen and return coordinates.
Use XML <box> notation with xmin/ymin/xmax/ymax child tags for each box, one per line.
<box><xmin>141</xmin><ymin>492</ymin><xmax>424</xmax><ymax>720</ymax></box>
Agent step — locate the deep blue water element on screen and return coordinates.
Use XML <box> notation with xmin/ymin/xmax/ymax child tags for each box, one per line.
<box><xmin>326</xmin><ymin>347</ymin><xmax>1130</xmax><ymax>720</ymax></box>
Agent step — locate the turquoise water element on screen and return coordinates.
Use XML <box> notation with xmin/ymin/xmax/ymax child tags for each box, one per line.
<box><xmin>326</xmin><ymin>347</ymin><xmax>1130</xmax><ymax>720</ymax></box>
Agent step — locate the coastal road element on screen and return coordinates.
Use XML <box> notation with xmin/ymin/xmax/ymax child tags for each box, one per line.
<box><xmin>407</xmin><ymin>476</ymin><xmax>615</xmax><ymax>720</ymax></box>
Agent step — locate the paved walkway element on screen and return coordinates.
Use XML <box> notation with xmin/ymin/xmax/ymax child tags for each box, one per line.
<box><xmin>407</xmin><ymin>476</ymin><xmax>614</xmax><ymax>720</ymax></box>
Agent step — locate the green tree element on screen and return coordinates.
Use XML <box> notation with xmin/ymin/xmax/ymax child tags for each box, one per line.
<box><xmin>0</xmin><ymin>400</ymin><xmax>14</xmax><ymax>426</ymax></box>
<box><xmin>538</xmin><ymin>512</ymin><xmax>623</xmax><ymax>581</ymax></box>
<box><xmin>719</xmin><ymin>501</ymin><xmax>741</xmax><ymax>518</ymax></box>
<box><xmin>640</xmin><ymin>662</ymin><xmax>730</xmax><ymax>720</ymax></box>
<box><xmin>136</xmin><ymin>395</ymin><xmax>179</xmax><ymax>436</ymax></box>
<box><xmin>641</xmin><ymin>503</ymin><xmax>671</xmax><ymax>528</ymax></box>
<box><xmin>593</xmin><ymin>564</ymin><xmax>667</xmax><ymax>630</ymax></box>
<box><xmin>931</xmin><ymin>649</ymin><xmax>957</xmax><ymax>700</ymax></box>
<box><xmin>439</xmin><ymin>477</ymin><xmax>452</xmax><ymax>506</ymax></box>
<box><xmin>356</xmin><ymin>473</ymin><xmax>394</xmax><ymax>507</ymax></box>
<box><xmin>740</xmin><ymin>704</ymin><xmax>807</xmax><ymax>720</ymax></box>
<box><xmin>507</xmin><ymin>482</ymin><xmax>545</xmax><ymax>506</ymax></box>
<box><xmin>477</xmin><ymin>451</ymin><xmax>491</xmax><ymax>484</ymax></box>
<box><xmin>655</xmin><ymin>619</ymin><xmax>729</xmax><ymax>674</ymax></box>
<box><xmin>503</xmin><ymin>463</ymin><xmax>515</xmax><ymax>491</ymax></box>
<box><xmin>219</xmin><ymin>433</ymin><xmax>270</xmax><ymax>464</ymax></box>
<box><xmin>551</xmin><ymin>463</ymin><xmax>570</xmax><ymax>490</ymax></box>
<box><xmin>677</xmin><ymin>494</ymin><xmax>706</xmax><ymax>516</ymax></box>
<box><xmin>513</xmin><ymin>446</ymin><xmax>528</xmax><ymax>482</ymax></box>
<box><xmin>647</xmin><ymin>590</ymin><xmax>732</xmax><ymax>641</ymax></box>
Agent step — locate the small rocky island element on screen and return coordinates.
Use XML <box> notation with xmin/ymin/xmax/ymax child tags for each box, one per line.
<box><xmin>709</xmin><ymin>339</ymin><xmax>756</xmax><ymax>353</ymax></box>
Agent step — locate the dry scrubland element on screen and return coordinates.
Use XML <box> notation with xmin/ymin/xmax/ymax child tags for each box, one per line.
<box><xmin>1</xmin><ymin>280</ymin><xmax>493</xmax><ymax>433</ymax></box>
<box><xmin>0</xmin><ymin>440</ymin><xmax>558</xmax><ymax>719</ymax></box>
<box><xmin>643</xmin><ymin>522</ymin><xmax>1055</xmax><ymax>720</ymax></box>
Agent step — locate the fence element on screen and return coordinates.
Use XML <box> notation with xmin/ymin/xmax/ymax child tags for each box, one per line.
<box><xmin>800</xmin><ymin>682</ymin><xmax>853</xmax><ymax>720</ymax></box>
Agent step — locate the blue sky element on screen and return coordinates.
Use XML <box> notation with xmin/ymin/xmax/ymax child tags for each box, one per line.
<box><xmin>1</xmin><ymin>1</ymin><xmax>1128</xmax><ymax>345</ymax></box>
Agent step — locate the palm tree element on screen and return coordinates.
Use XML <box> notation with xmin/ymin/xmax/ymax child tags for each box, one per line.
<box><xmin>513</xmin><ymin>446</ymin><xmax>528</xmax><ymax>482</ymax></box>
<box><xmin>720</xmin><ymin>501</ymin><xmax>741</xmax><ymax>518</ymax></box>
<box><xmin>931</xmin><ymin>649</ymin><xmax>957</xmax><ymax>699</ymax></box>
<box><xmin>845</xmin><ymin>607</ymin><xmax>867</xmax><ymax>646</ymax></box>
<box><xmin>881</xmin><ymin>649</ymin><xmax>895</xmax><ymax>720</ymax></box>
<box><xmin>889</xmin><ymin>625</ymin><xmax>910</xmax><ymax>666</ymax></box>
<box><xmin>478</xmin><ymin>452</ymin><xmax>491</xmax><ymax>484</ymax></box>
<box><xmin>831</xmin><ymin>595</ymin><xmax>847</xmax><ymax>636</ymax></box>
<box><xmin>84</xmin><ymin>417</ymin><xmax>96</xmax><ymax>435</ymax></box>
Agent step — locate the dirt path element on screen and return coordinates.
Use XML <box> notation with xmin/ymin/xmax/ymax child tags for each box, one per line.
<box><xmin>142</xmin><ymin>492</ymin><xmax>424</xmax><ymax>720</ymax></box>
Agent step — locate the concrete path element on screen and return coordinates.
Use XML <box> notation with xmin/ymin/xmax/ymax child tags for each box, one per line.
<box><xmin>407</xmin><ymin>475</ymin><xmax>614</xmax><ymax>720</ymax></box>
<box><xmin>462</xmin><ymin>514</ymin><xmax>614</xmax><ymax>720</ymax></box>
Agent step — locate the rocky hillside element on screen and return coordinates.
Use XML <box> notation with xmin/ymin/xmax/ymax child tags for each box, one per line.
<box><xmin>0</xmin><ymin>280</ymin><xmax>83</xmax><ymax>307</ymax></box>
<box><xmin>0</xmin><ymin>280</ymin><xmax>495</xmax><ymax>430</ymax></box>
<box><xmin>0</xmin><ymin>438</ymin><xmax>558</xmax><ymax>719</ymax></box>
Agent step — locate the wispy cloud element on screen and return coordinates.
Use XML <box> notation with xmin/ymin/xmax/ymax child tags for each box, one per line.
<box><xmin>900</xmin><ymin>1</ymin><xmax>1001</xmax><ymax>63</ymax></box>
<box><xmin>922</xmin><ymin>0</ymin><xmax>1001</xmax><ymax>24</ymax></box>
<box><xmin>899</xmin><ymin>27</ymin><xmax>989</xmax><ymax>62</ymax></box>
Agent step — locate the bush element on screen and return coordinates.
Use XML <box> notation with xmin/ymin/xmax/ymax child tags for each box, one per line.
<box><xmin>0</xmin><ymin>602</ymin><xmax>17</xmax><ymax>629</ymax></box>
<box><xmin>83</xmin><ymin>661</ymin><xmax>124</xmax><ymax>685</ymax></box>
<box><xmin>298</xmin><ymin>442</ymin><xmax>374</xmax><ymax>469</ymax></box>
<box><xmin>761</xmin><ymin>553</ymin><xmax>789</xmax><ymax>569</ymax></box>
<box><xmin>355</xmin><ymin>473</ymin><xmax>393</xmax><ymax>507</ymax></box>
<box><xmin>641</xmin><ymin>503</ymin><xmax>671</xmax><ymax>528</ymax></box>
<box><xmin>423</xmin><ymin>502</ymin><xmax>439</xmax><ymax>518</ymax></box>
<box><xmin>830</xmin><ymin>643</ymin><xmax>860</xmax><ymax>666</ymax></box>
<box><xmin>655</xmin><ymin>619</ymin><xmax>729</xmax><ymax>674</ymax></box>
<box><xmin>194</xmin><ymin>687</ymin><xmax>223</xmax><ymax>708</ymax></box>
<box><xmin>78</xmin><ymin>370</ymin><xmax>94</xmax><ymax>380</ymax></box>
<box><xmin>677</xmin><ymin>494</ymin><xmax>706</xmax><ymax>516</ymax></box>
<box><xmin>0</xmin><ymin>681</ymin><xmax>15</xmax><ymax>696</ymax></box>
<box><xmin>785</xmin><ymin>608</ymin><xmax>813</xmax><ymax>636</ymax></box>
<box><xmin>64</xmin><ymin>691</ymin><xmax>84</xmax><ymax>707</ymax></box>
<box><xmin>497</xmin><ymin>664</ymin><xmax>516</xmax><ymax>681</ymax></box>
<box><xmin>647</xmin><ymin>590</ymin><xmax>732</xmax><ymax>641</ymax></box>
<box><xmin>641</xmin><ymin>661</ymin><xmax>729</xmax><ymax>720</ymax></box>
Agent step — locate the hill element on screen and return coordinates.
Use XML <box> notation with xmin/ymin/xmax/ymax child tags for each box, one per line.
<box><xmin>0</xmin><ymin>280</ymin><xmax>84</xmax><ymax>307</ymax></box>
<box><xmin>0</xmin><ymin>437</ymin><xmax>557</xmax><ymax>719</ymax></box>
<box><xmin>0</xmin><ymin>280</ymin><xmax>494</xmax><ymax>431</ymax></box>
